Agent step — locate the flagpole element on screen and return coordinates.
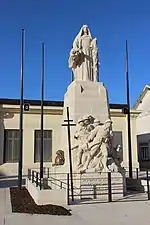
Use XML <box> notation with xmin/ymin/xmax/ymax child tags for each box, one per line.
<box><xmin>71</xmin><ymin>71</ymin><xmax>74</xmax><ymax>82</ymax></box>
<box><xmin>40</xmin><ymin>43</ymin><xmax>44</xmax><ymax>189</ymax></box>
<box><xmin>126</xmin><ymin>40</ymin><xmax>133</xmax><ymax>178</ymax></box>
<box><xmin>18</xmin><ymin>29</ymin><xmax>25</xmax><ymax>189</ymax></box>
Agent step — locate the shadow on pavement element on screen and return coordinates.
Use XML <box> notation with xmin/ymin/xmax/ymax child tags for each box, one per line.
<box><xmin>0</xmin><ymin>178</ymin><xmax>26</xmax><ymax>188</ymax></box>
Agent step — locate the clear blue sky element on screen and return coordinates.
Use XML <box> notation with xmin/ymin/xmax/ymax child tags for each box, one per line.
<box><xmin>0</xmin><ymin>0</ymin><xmax>150</xmax><ymax>106</ymax></box>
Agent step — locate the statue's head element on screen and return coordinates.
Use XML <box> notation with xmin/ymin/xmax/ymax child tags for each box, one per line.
<box><xmin>56</xmin><ymin>150</ymin><xmax>64</xmax><ymax>157</ymax></box>
<box><xmin>82</xmin><ymin>25</ymin><xmax>88</xmax><ymax>35</ymax></box>
<box><xmin>54</xmin><ymin>150</ymin><xmax>65</xmax><ymax>166</ymax></box>
<box><xmin>78</xmin><ymin>115</ymin><xmax>89</xmax><ymax>126</ymax></box>
<box><xmin>78</xmin><ymin>117</ymin><xmax>84</xmax><ymax>126</ymax></box>
<box><xmin>87</xmin><ymin>115</ymin><xmax>95</xmax><ymax>124</ymax></box>
<box><xmin>80</xmin><ymin>25</ymin><xmax>91</xmax><ymax>37</ymax></box>
<box><xmin>105</xmin><ymin>119</ymin><xmax>113</xmax><ymax>129</ymax></box>
<box><xmin>83</xmin><ymin>115</ymin><xmax>91</xmax><ymax>126</ymax></box>
<box><xmin>73</xmin><ymin>25</ymin><xmax>92</xmax><ymax>46</ymax></box>
<box><xmin>94</xmin><ymin>119</ymin><xmax>101</xmax><ymax>126</ymax></box>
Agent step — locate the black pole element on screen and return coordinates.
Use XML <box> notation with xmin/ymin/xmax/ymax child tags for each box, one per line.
<box><xmin>126</xmin><ymin>40</ymin><xmax>133</xmax><ymax>178</ymax></box>
<box><xmin>108</xmin><ymin>172</ymin><xmax>112</xmax><ymax>202</ymax></box>
<box><xmin>66</xmin><ymin>107</ymin><xmax>74</xmax><ymax>201</ymax></box>
<box><xmin>18</xmin><ymin>29</ymin><xmax>25</xmax><ymax>189</ymax></box>
<box><xmin>71</xmin><ymin>71</ymin><xmax>74</xmax><ymax>82</ymax></box>
<box><xmin>146</xmin><ymin>171</ymin><xmax>150</xmax><ymax>200</ymax></box>
<box><xmin>40</xmin><ymin>43</ymin><xmax>44</xmax><ymax>189</ymax></box>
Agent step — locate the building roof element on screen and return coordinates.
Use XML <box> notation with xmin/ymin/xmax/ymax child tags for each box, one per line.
<box><xmin>0</xmin><ymin>98</ymin><xmax>63</xmax><ymax>107</ymax></box>
<box><xmin>0</xmin><ymin>98</ymin><xmax>128</xmax><ymax>110</ymax></box>
<box><xmin>133</xmin><ymin>84</ymin><xmax>150</xmax><ymax>110</ymax></box>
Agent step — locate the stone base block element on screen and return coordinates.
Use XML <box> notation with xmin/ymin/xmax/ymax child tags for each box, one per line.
<box><xmin>73</xmin><ymin>172</ymin><xmax>126</xmax><ymax>201</ymax></box>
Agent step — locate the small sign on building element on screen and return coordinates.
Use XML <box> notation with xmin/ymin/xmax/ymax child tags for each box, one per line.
<box><xmin>24</xmin><ymin>103</ymin><xmax>30</xmax><ymax>111</ymax></box>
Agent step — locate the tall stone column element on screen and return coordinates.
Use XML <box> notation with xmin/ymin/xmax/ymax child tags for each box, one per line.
<box><xmin>61</xmin><ymin>80</ymin><xmax>110</xmax><ymax>167</ymax></box>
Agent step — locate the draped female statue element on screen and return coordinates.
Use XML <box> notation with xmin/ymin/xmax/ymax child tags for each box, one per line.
<box><xmin>68</xmin><ymin>25</ymin><xmax>99</xmax><ymax>82</ymax></box>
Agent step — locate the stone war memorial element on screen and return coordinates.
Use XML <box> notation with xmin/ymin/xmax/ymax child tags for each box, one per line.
<box><xmin>26</xmin><ymin>25</ymin><xmax>129</xmax><ymax>205</ymax></box>
<box><xmin>59</xmin><ymin>25</ymin><xmax>126</xmax><ymax>176</ymax></box>
<box><xmin>62</xmin><ymin>25</ymin><xmax>125</xmax><ymax>176</ymax></box>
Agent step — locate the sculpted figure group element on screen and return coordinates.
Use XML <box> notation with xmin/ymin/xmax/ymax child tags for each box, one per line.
<box><xmin>72</xmin><ymin>115</ymin><xmax>126</xmax><ymax>176</ymax></box>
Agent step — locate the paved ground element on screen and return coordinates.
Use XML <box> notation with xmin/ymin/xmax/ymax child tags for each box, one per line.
<box><xmin>3</xmin><ymin>200</ymin><xmax>150</xmax><ymax>225</ymax></box>
<box><xmin>0</xmin><ymin>178</ymin><xmax>16</xmax><ymax>225</ymax></box>
<box><xmin>0</xmin><ymin>189</ymin><xmax>6</xmax><ymax>225</ymax></box>
<box><xmin>0</xmin><ymin>188</ymin><xmax>11</xmax><ymax>225</ymax></box>
<box><xmin>1</xmin><ymin>176</ymin><xmax>150</xmax><ymax>225</ymax></box>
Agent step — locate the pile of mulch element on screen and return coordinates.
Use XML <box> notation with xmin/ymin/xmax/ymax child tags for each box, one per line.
<box><xmin>10</xmin><ymin>187</ymin><xmax>71</xmax><ymax>216</ymax></box>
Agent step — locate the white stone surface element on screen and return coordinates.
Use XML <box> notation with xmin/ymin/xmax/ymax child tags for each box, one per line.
<box><xmin>136</xmin><ymin>92</ymin><xmax>150</xmax><ymax>135</ymax></box>
<box><xmin>68</xmin><ymin>25</ymin><xmax>99</xmax><ymax>82</ymax></box>
<box><xmin>0</xmin><ymin>188</ymin><xmax>11</xmax><ymax>225</ymax></box>
<box><xmin>141</xmin><ymin>179</ymin><xmax>150</xmax><ymax>192</ymax></box>
<box><xmin>60</xmin><ymin>78</ymin><xmax>125</xmax><ymax>175</ymax></box>
<box><xmin>61</xmin><ymin>80</ymin><xmax>110</xmax><ymax>166</ymax></box>
<box><xmin>63</xmin><ymin>80</ymin><xmax>109</xmax><ymax>124</ymax></box>
<box><xmin>77</xmin><ymin>172</ymin><xmax>125</xmax><ymax>201</ymax></box>
<box><xmin>42</xmin><ymin>168</ymin><xmax>126</xmax><ymax>202</ymax></box>
<box><xmin>26</xmin><ymin>179</ymin><xmax>67</xmax><ymax>206</ymax></box>
<box><xmin>72</xmin><ymin>118</ymin><xmax>120</xmax><ymax>174</ymax></box>
<box><xmin>134</xmin><ymin>86</ymin><xmax>150</xmax><ymax>168</ymax></box>
<box><xmin>4</xmin><ymin>201</ymin><xmax>150</xmax><ymax>225</ymax></box>
<box><xmin>0</xmin><ymin>180</ymin><xmax>149</xmax><ymax>225</ymax></box>
<box><xmin>50</xmin><ymin>165</ymin><xmax>70</xmax><ymax>173</ymax></box>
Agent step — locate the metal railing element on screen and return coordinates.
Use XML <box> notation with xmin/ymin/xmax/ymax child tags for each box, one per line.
<box><xmin>125</xmin><ymin>167</ymin><xmax>150</xmax><ymax>180</ymax></box>
<box><xmin>27</xmin><ymin>167</ymin><xmax>150</xmax><ymax>205</ymax></box>
<box><xmin>67</xmin><ymin>171</ymin><xmax>124</xmax><ymax>203</ymax></box>
<box><xmin>28</xmin><ymin>168</ymin><xmax>69</xmax><ymax>190</ymax></box>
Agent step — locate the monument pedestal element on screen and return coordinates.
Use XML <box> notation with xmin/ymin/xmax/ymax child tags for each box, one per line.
<box><xmin>72</xmin><ymin>172</ymin><xmax>126</xmax><ymax>201</ymax></box>
<box><xmin>63</xmin><ymin>80</ymin><xmax>110</xmax><ymax>123</ymax></box>
<box><xmin>61</xmin><ymin>80</ymin><xmax>110</xmax><ymax>166</ymax></box>
<box><xmin>46</xmin><ymin>167</ymin><xmax>126</xmax><ymax>202</ymax></box>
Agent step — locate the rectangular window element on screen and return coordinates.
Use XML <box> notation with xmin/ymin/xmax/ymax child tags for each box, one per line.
<box><xmin>3</xmin><ymin>129</ymin><xmax>20</xmax><ymax>163</ymax></box>
<box><xmin>34</xmin><ymin>130</ymin><xmax>52</xmax><ymax>162</ymax></box>
<box><xmin>140</xmin><ymin>143</ymin><xmax>149</xmax><ymax>161</ymax></box>
<box><xmin>112</xmin><ymin>131</ymin><xmax>123</xmax><ymax>161</ymax></box>
<box><xmin>112</xmin><ymin>131</ymin><xmax>123</xmax><ymax>148</ymax></box>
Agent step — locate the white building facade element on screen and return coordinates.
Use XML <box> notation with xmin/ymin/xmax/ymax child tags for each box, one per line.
<box><xmin>134</xmin><ymin>84</ymin><xmax>150</xmax><ymax>169</ymax></box>
<box><xmin>0</xmin><ymin>98</ymin><xmax>140</xmax><ymax>177</ymax></box>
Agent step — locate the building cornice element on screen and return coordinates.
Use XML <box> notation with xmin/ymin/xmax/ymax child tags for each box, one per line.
<box><xmin>110</xmin><ymin>109</ymin><xmax>141</xmax><ymax>118</ymax></box>
<box><xmin>0</xmin><ymin>98</ymin><xmax>128</xmax><ymax>110</ymax></box>
<box><xmin>0</xmin><ymin>107</ymin><xmax>63</xmax><ymax>117</ymax></box>
<box><xmin>0</xmin><ymin>106</ymin><xmax>141</xmax><ymax>118</ymax></box>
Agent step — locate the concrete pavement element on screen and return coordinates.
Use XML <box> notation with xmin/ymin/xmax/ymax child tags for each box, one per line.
<box><xmin>4</xmin><ymin>200</ymin><xmax>150</xmax><ymax>225</ymax></box>
<box><xmin>0</xmin><ymin>188</ymin><xmax>11</xmax><ymax>225</ymax></box>
<box><xmin>0</xmin><ymin>182</ymin><xmax>150</xmax><ymax>225</ymax></box>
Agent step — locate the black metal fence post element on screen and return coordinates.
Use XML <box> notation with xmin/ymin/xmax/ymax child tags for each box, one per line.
<box><xmin>67</xmin><ymin>173</ymin><xmax>70</xmax><ymax>205</ymax></box>
<box><xmin>108</xmin><ymin>172</ymin><xmax>112</xmax><ymax>202</ymax></box>
<box><xmin>18</xmin><ymin>29</ymin><xmax>25</xmax><ymax>190</ymax></box>
<box><xmin>146</xmin><ymin>171</ymin><xmax>150</xmax><ymax>200</ymax></box>
<box><xmin>136</xmin><ymin>168</ymin><xmax>139</xmax><ymax>179</ymax></box>
<box><xmin>62</xmin><ymin>107</ymin><xmax>76</xmax><ymax>202</ymax></box>
<box><xmin>40</xmin><ymin>43</ymin><xmax>45</xmax><ymax>191</ymax></box>
<box><xmin>40</xmin><ymin>176</ymin><xmax>43</xmax><ymax>190</ymax></box>
<box><xmin>36</xmin><ymin>172</ymin><xmax>38</xmax><ymax>187</ymax></box>
<box><xmin>93</xmin><ymin>185</ymin><xmax>97</xmax><ymax>199</ymax></box>
<box><xmin>48</xmin><ymin>168</ymin><xmax>49</xmax><ymax>178</ymax></box>
<box><xmin>32</xmin><ymin>171</ymin><xmax>34</xmax><ymax>183</ymax></box>
<box><xmin>126</xmin><ymin>40</ymin><xmax>133</xmax><ymax>179</ymax></box>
